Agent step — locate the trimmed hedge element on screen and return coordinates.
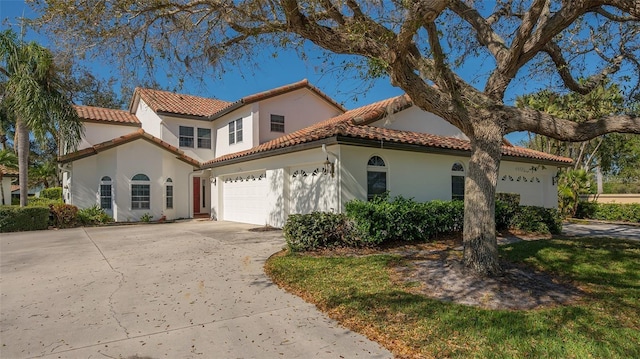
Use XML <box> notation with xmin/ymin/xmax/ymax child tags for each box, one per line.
<box><xmin>0</xmin><ymin>206</ymin><xmax>50</xmax><ymax>233</ymax></box>
<box><xmin>77</xmin><ymin>205</ymin><xmax>113</xmax><ymax>225</ymax></box>
<box><xmin>346</xmin><ymin>196</ymin><xmax>464</xmax><ymax>244</ymax></box>
<box><xmin>283</xmin><ymin>212</ymin><xmax>360</xmax><ymax>252</ymax></box>
<box><xmin>40</xmin><ymin>187</ymin><xmax>63</xmax><ymax>200</ymax></box>
<box><xmin>575</xmin><ymin>202</ymin><xmax>640</xmax><ymax>223</ymax></box>
<box><xmin>511</xmin><ymin>206</ymin><xmax>562</xmax><ymax>234</ymax></box>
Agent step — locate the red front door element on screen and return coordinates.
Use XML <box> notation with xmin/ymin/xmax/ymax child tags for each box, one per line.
<box><xmin>193</xmin><ymin>177</ymin><xmax>200</xmax><ymax>214</ymax></box>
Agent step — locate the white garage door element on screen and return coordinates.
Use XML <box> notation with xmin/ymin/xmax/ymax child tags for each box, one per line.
<box><xmin>290</xmin><ymin>165</ymin><xmax>335</xmax><ymax>214</ymax></box>
<box><xmin>222</xmin><ymin>172</ymin><xmax>268</xmax><ymax>225</ymax></box>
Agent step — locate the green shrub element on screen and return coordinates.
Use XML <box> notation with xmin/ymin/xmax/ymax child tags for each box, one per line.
<box><xmin>283</xmin><ymin>212</ymin><xmax>361</xmax><ymax>252</ymax></box>
<box><xmin>575</xmin><ymin>202</ymin><xmax>640</xmax><ymax>223</ymax></box>
<box><xmin>49</xmin><ymin>203</ymin><xmax>79</xmax><ymax>228</ymax></box>
<box><xmin>140</xmin><ymin>213</ymin><xmax>153</xmax><ymax>222</ymax></box>
<box><xmin>28</xmin><ymin>197</ymin><xmax>62</xmax><ymax>207</ymax></box>
<box><xmin>510</xmin><ymin>206</ymin><xmax>562</xmax><ymax>234</ymax></box>
<box><xmin>40</xmin><ymin>187</ymin><xmax>63</xmax><ymax>200</ymax></box>
<box><xmin>496</xmin><ymin>193</ymin><xmax>520</xmax><ymax>230</ymax></box>
<box><xmin>346</xmin><ymin>196</ymin><xmax>465</xmax><ymax>243</ymax></box>
<box><xmin>0</xmin><ymin>206</ymin><xmax>50</xmax><ymax>232</ymax></box>
<box><xmin>77</xmin><ymin>205</ymin><xmax>113</xmax><ymax>225</ymax></box>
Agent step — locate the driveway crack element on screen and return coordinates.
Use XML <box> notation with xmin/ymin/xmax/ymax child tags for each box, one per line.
<box><xmin>82</xmin><ymin>228</ymin><xmax>130</xmax><ymax>339</ymax></box>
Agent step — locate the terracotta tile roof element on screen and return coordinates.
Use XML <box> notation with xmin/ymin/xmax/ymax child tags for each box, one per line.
<box><xmin>204</xmin><ymin>95</ymin><xmax>572</xmax><ymax>166</ymax></box>
<box><xmin>75</xmin><ymin>105</ymin><xmax>140</xmax><ymax>126</ymax></box>
<box><xmin>135</xmin><ymin>88</ymin><xmax>231</xmax><ymax>117</ymax></box>
<box><xmin>0</xmin><ymin>164</ymin><xmax>19</xmax><ymax>177</ymax></box>
<box><xmin>59</xmin><ymin>129</ymin><xmax>201</xmax><ymax>167</ymax></box>
<box><xmin>209</xmin><ymin>79</ymin><xmax>347</xmax><ymax>119</ymax></box>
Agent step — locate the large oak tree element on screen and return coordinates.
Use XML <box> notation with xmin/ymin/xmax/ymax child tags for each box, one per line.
<box><xmin>30</xmin><ymin>0</ymin><xmax>640</xmax><ymax>275</ymax></box>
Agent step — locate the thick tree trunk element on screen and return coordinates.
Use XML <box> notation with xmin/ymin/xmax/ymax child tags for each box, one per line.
<box><xmin>462</xmin><ymin>121</ymin><xmax>503</xmax><ymax>276</ymax></box>
<box><xmin>17</xmin><ymin>119</ymin><xmax>29</xmax><ymax>207</ymax></box>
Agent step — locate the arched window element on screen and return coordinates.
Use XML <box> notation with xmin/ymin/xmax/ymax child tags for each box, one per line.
<box><xmin>99</xmin><ymin>176</ymin><xmax>112</xmax><ymax>210</ymax></box>
<box><xmin>451</xmin><ymin>162</ymin><xmax>465</xmax><ymax>201</ymax></box>
<box><xmin>367</xmin><ymin>156</ymin><xmax>387</xmax><ymax>201</ymax></box>
<box><xmin>131</xmin><ymin>173</ymin><xmax>150</xmax><ymax>209</ymax></box>
<box><xmin>165</xmin><ymin>178</ymin><xmax>174</xmax><ymax>209</ymax></box>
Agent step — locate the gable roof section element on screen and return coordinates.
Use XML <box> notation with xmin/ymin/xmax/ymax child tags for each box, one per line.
<box><xmin>134</xmin><ymin>88</ymin><xmax>232</xmax><ymax>118</ymax></box>
<box><xmin>208</xmin><ymin>79</ymin><xmax>347</xmax><ymax>120</ymax></box>
<box><xmin>204</xmin><ymin>95</ymin><xmax>572</xmax><ymax>167</ymax></box>
<box><xmin>0</xmin><ymin>165</ymin><xmax>18</xmax><ymax>177</ymax></box>
<box><xmin>59</xmin><ymin>129</ymin><xmax>201</xmax><ymax>167</ymax></box>
<box><xmin>75</xmin><ymin>105</ymin><xmax>141</xmax><ymax>127</ymax></box>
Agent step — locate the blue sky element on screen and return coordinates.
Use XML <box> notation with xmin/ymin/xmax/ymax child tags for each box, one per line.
<box><xmin>0</xmin><ymin>0</ymin><xmax>562</xmax><ymax>144</ymax></box>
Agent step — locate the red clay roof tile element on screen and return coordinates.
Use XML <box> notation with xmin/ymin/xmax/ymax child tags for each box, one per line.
<box><xmin>74</xmin><ymin>105</ymin><xmax>140</xmax><ymax>126</ymax></box>
<box><xmin>204</xmin><ymin>95</ymin><xmax>572</xmax><ymax>166</ymax></box>
<box><xmin>0</xmin><ymin>164</ymin><xmax>19</xmax><ymax>177</ymax></box>
<box><xmin>59</xmin><ymin>129</ymin><xmax>201</xmax><ymax>167</ymax></box>
<box><xmin>136</xmin><ymin>88</ymin><xmax>231</xmax><ymax>117</ymax></box>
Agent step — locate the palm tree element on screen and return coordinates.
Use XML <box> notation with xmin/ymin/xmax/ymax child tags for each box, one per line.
<box><xmin>0</xmin><ymin>29</ymin><xmax>82</xmax><ymax>206</ymax></box>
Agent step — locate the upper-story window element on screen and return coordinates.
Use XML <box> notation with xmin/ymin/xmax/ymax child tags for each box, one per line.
<box><xmin>229</xmin><ymin>119</ymin><xmax>243</xmax><ymax>144</ymax></box>
<box><xmin>197</xmin><ymin>128</ymin><xmax>211</xmax><ymax>149</ymax></box>
<box><xmin>179</xmin><ymin>126</ymin><xmax>194</xmax><ymax>148</ymax></box>
<box><xmin>270</xmin><ymin>114</ymin><xmax>285</xmax><ymax>133</ymax></box>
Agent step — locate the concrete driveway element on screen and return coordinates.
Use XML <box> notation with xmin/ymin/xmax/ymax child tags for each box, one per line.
<box><xmin>1</xmin><ymin>221</ymin><xmax>391</xmax><ymax>359</ymax></box>
<box><xmin>562</xmin><ymin>222</ymin><xmax>640</xmax><ymax>240</ymax></box>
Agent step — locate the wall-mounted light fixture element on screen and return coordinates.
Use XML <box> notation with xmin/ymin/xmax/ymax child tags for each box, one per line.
<box><xmin>323</xmin><ymin>156</ymin><xmax>335</xmax><ymax>177</ymax></box>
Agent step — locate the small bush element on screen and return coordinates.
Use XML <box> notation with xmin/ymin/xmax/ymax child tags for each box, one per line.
<box><xmin>40</xmin><ymin>187</ymin><xmax>63</xmax><ymax>200</ymax></box>
<box><xmin>0</xmin><ymin>206</ymin><xmax>50</xmax><ymax>232</ymax></box>
<box><xmin>575</xmin><ymin>202</ymin><xmax>640</xmax><ymax>223</ymax></box>
<box><xmin>283</xmin><ymin>212</ymin><xmax>361</xmax><ymax>252</ymax></box>
<box><xmin>511</xmin><ymin>206</ymin><xmax>562</xmax><ymax>234</ymax></box>
<box><xmin>50</xmin><ymin>203</ymin><xmax>79</xmax><ymax>228</ymax></box>
<box><xmin>496</xmin><ymin>193</ymin><xmax>520</xmax><ymax>230</ymax></box>
<box><xmin>28</xmin><ymin>197</ymin><xmax>62</xmax><ymax>207</ymax></box>
<box><xmin>140</xmin><ymin>213</ymin><xmax>153</xmax><ymax>222</ymax></box>
<box><xmin>77</xmin><ymin>205</ymin><xmax>113</xmax><ymax>225</ymax></box>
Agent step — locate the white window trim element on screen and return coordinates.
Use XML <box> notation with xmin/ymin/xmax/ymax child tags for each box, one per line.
<box><xmin>179</xmin><ymin>126</ymin><xmax>195</xmax><ymax>148</ymax></box>
<box><xmin>367</xmin><ymin>155</ymin><xmax>388</xmax><ymax>201</ymax></box>
<box><xmin>99</xmin><ymin>176</ymin><xmax>113</xmax><ymax>210</ymax></box>
<box><xmin>229</xmin><ymin>118</ymin><xmax>243</xmax><ymax>145</ymax></box>
<box><xmin>165</xmin><ymin>178</ymin><xmax>174</xmax><ymax>210</ymax></box>
<box><xmin>451</xmin><ymin>162</ymin><xmax>466</xmax><ymax>201</ymax></box>
<box><xmin>131</xmin><ymin>174</ymin><xmax>151</xmax><ymax>210</ymax></box>
<box><xmin>197</xmin><ymin>128</ymin><xmax>211</xmax><ymax>149</ymax></box>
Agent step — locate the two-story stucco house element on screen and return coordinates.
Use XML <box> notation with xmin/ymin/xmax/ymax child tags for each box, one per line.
<box><xmin>59</xmin><ymin>79</ymin><xmax>572</xmax><ymax>226</ymax></box>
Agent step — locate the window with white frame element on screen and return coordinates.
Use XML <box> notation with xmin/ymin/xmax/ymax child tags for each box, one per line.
<box><xmin>197</xmin><ymin>128</ymin><xmax>211</xmax><ymax>149</ymax></box>
<box><xmin>165</xmin><ymin>178</ymin><xmax>173</xmax><ymax>209</ymax></box>
<box><xmin>179</xmin><ymin>126</ymin><xmax>194</xmax><ymax>148</ymax></box>
<box><xmin>367</xmin><ymin>155</ymin><xmax>387</xmax><ymax>201</ymax></box>
<box><xmin>131</xmin><ymin>173</ymin><xmax>151</xmax><ymax>209</ymax></box>
<box><xmin>99</xmin><ymin>176</ymin><xmax>112</xmax><ymax>210</ymax></box>
<box><xmin>229</xmin><ymin>119</ymin><xmax>243</xmax><ymax>144</ymax></box>
<box><xmin>270</xmin><ymin>114</ymin><xmax>285</xmax><ymax>132</ymax></box>
<box><xmin>451</xmin><ymin>162</ymin><xmax>465</xmax><ymax>201</ymax></box>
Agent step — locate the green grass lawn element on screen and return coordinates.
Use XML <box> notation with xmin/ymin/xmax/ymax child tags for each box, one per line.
<box><xmin>265</xmin><ymin>237</ymin><xmax>640</xmax><ymax>358</ymax></box>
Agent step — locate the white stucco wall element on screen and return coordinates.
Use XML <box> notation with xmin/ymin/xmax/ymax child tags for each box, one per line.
<box><xmin>1</xmin><ymin>177</ymin><xmax>13</xmax><ymax>205</ymax></box>
<box><xmin>160</xmin><ymin>115</ymin><xmax>215</xmax><ymax>162</ymax></box>
<box><xmin>496</xmin><ymin>162</ymin><xmax>559</xmax><ymax>208</ymax></box>
<box><xmin>210</xmin><ymin>146</ymin><xmax>338</xmax><ymax>227</ymax></box>
<box><xmin>78</xmin><ymin>122</ymin><xmax>139</xmax><ymax>150</ymax></box>
<box><xmin>69</xmin><ymin>139</ymin><xmax>195</xmax><ymax>222</ymax></box>
<box><xmin>135</xmin><ymin>99</ymin><xmax>164</xmax><ymax>138</ymax></box>
<box><xmin>339</xmin><ymin>146</ymin><xmax>559</xmax><ymax>210</ymax></box>
<box><xmin>370</xmin><ymin>106</ymin><xmax>468</xmax><ymax>140</ymax></box>
<box><xmin>257</xmin><ymin>89</ymin><xmax>344</xmax><ymax>144</ymax></box>
<box><xmin>214</xmin><ymin>108</ymin><xmax>254</xmax><ymax>158</ymax></box>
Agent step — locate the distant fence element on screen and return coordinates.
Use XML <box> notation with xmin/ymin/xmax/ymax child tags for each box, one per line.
<box><xmin>579</xmin><ymin>194</ymin><xmax>640</xmax><ymax>204</ymax></box>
